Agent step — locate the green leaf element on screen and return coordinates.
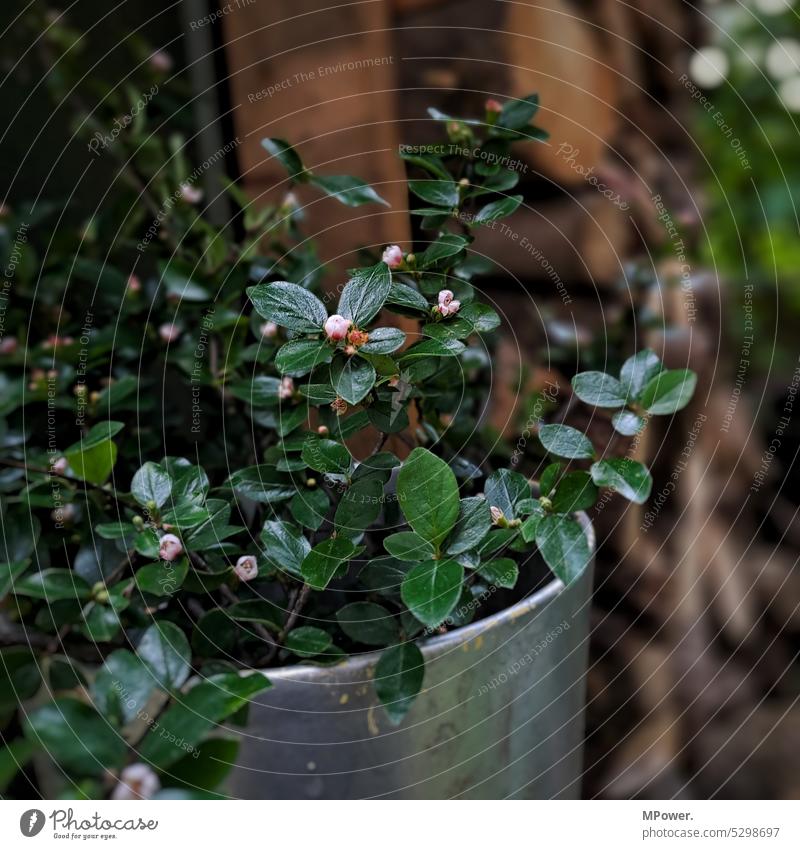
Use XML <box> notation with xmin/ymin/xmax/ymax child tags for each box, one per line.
<box><xmin>227</xmin><ymin>600</ymin><xmax>284</xmax><ymax>632</ymax></box>
<box><xmin>25</xmin><ymin>698</ymin><xmax>127</xmax><ymax>777</ymax></box>
<box><xmin>401</xmin><ymin>559</ymin><xmax>463</xmax><ymax>627</ymax></box>
<box><xmin>484</xmin><ymin>469</ymin><xmax>530</xmax><ymax>518</ymax></box>
<box><xmin>184</xmin><ymin>499</ymin><xmax>233</xmax><ymax>549</ymax></box>
<box><xmin>0</xmin><ymin>561</ymin><xmax>28</xmax><ymax>600</ymax></box>
<box><xmin>535</xmin><ymin>514</ymin><xmax>591</xmax><ymax>585</ymax></box>
<box><xmin>385</xmin><ymin>282</ymin><xmax>429</xmax><ymax>313</ymax></box>
<box><xmin>309</xmin><ymin>174</ymin><xmax>388</xmax><ymax>207</ymax></box>
<box><xmin>227</xmin><ymin>466</ymin><xmax>296</xmax><ymax>503</ymax></box>
<box><xmin>399</xmin><ymin>150</ymin><xmax>451</xmax><ymax>179</ymax></box>
<box><xmin>336</xmin><ymin>602</ymin><xmax>399</xmax><ymax>646</ymax></box>
<box><xmin>445</xmin><ymin>496</ymin><xmax>492</xmax><ymax>555</ymax></box>
<box><xmin>0</xmin><ymin>647</ymin><xmax>41</xmax><ymax>710</ymax></box>
<box><xmin>135</xmin><ymin>559</ymin><xmax>188</xmax><ymax>597</ymax></box>
<box><xmin>396</xmin><ymin>448</ymin><xmax>460</xmax><ymax>547</ymax></box>
<box><xmin>339</xmin><ymin>261</ymin><xmax>392</xmax><ymax>325</ymax></box>
<box><xmin>538</xmin><ymin>423</ymin><xmax>595</xmax><ymax>459</ymax></box>
<box><xmin>261</xmin><ymin>138</ymin><xmax>308</xmax><ymax>181</ymax></box>
<box><xmin>590</xmin><ymin>458</ymin><xmax>653</xmax><ymax>504</ymax></box>
<box><xmin>92</xmin><ymin>649</ymin><xmax>156</xmax><ymax>725</ymax></box>
<box><xmin>261</xmin><ymin>520</ymin><xmax>311</xmax><ymax>578</ymax></box>
<box><xmin>551</xmin><ymin>471</ymin><xmax>599</xmax><ymax>513</ymax></box>
<box><xmin>639</xmin><ymin>369</ymin><xmax>697</xmax><ymax>415</ymax></box>
<box><xmin>161</xmin><ymin>503</ymin><xmax>211</xmax><ymax>529</ymax></box>
<box><xmin>571</xmin><ymin>372</ymin><xmax>627</xmax><ymax>408</ymax></box>
<box><xmin>620</xmin><ymin>349</ymin><xmax>663</xmax><ymax>400</ymax></box>
<box><xmin>408</xmin><ymin>179</ymin><xmax>459</xmax><ymax>207</ymax></box>
<box><xmin>131</xmin><ymin>461</ymin><xmax>172</xmax><ymax>508</ymax></box>
<box><xmin>539</xmin><ymin>462</ymin><xmax>562</xmax><ymax>496</ymax></box>
<box><xmin>611</xmin><ymin>409</ymin><xmax>646</xmax><ymax>436</ymax></box>
<box><xmin>284</xmin><ymin>626</ymin><xmax>333</xmax><ymax>658</ymax></box>
<box><xmin>520</xmin><ymin>503</ymin><xmax>546</xmax><ymax>543</ymax></box>
<box><xmin>384</xmin><ymin>532</ymin><xmax>436</xmax><ymax>561</ymax></box>
<box><xmin>459</xmin><ymin>302</ymin><xmax>501</xmax><ymax>332</ymax></box>
<box><xmin>64</xmin><ymin>421</ymin><xmax>123</xmax><ymax>485</ymax></box>
<box><xmin>399</xmin><ymin>337</ymin><xmax>465</xmax><ymax>362</ymax></box>
<box><xmin>472</xmin><ymin>194</ymin><xmax>523</xmax><ymax>225</ymax></box>
<box><xmin>334</xmin><ymin>477</ymin><xmax>383</xmax><ymax>538</ymax></box>
<box><xmin>0</xmin><ymin>739</ymin><xmax>36</xmax><ymax>794</ymax></box>
<box><xmin>80</xmin><ymin>603</ymin><xmax>121</xmax><ymax>642</ymax></box>
<box><xmin>290</xmin><ymin>487</ymin><xmax>330</xmax><ymax>531</ymax></box>
<box><xmin>13</xmin><ymin>569</ymin><xmax>92</xmax><ymax>601</ymax></box>
<box><xmin>227</xmin><ymin>376</ymin><xmax>282</xmax><ymax>407</ymax></box>
<box><xmin>301</xmin><ymin>437</ymin><xmax>351</xmax><ymax>474</ymax></box>
<box><xmin>419</xmin><ymin>234</ymin><xmax>470</xmax><ymax>267</ymax></box>
<box><xmin>498</xmin><ymin>93</ymin><xmax>539</xmax><ymax>130</ymax></box>
<box><xmin>360</xmin><ymin>327</ymin><xmax>406</xmax><ymax>354</ymax></box>
<box><xmin>136</xmin><ymin>621</ymin><xmax>191</xmax><ymax>691</ymax></box>
<box><xmin>375</xmin><ymin>643</ymin><xmax>425</xmax><ymax>725</ymax></box>
<box><xmin>247</xmin><ymin>281</ymin><xmax>327</xmax><ymax>333</ymax></box>
<box><xmin>301</xmin><ymin>536</ymin><xmax>358</xmax><ymax>590</ymax></box>
<box><xmin>166</xmin><ymin>737</ymin><xmax>240</xmax><ymax>795</ymax></box>
<box><xmin>477</xmin><ymin>558</ymin><xmax>519</xmax><ymax>589</ymax></box>
<box><xmin>275</xmin><ymin>338</ymin><xmax>331</xmax><ymax>377</ymax></box>
<box><xmin>331</xmin><ymin>356</ymin><xmax>376</xmax><ymax>405</ymax></box>
<box><xmin>138</xmin><ymin>672</ymin><xmax>271</xmax><ymax>769</ymax></box>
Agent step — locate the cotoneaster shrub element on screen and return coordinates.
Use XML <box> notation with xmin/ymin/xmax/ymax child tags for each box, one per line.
<box><xmin>0</xmin><ymin>12</ymin><xmax>697</xmax><ymax>800</ymax></box>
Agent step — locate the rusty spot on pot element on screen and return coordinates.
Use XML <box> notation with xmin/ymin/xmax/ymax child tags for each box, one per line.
<box><xmin>367</xmin><ymin>706</ymin><xmax>380</xmax><ymax>737</ymax></box>
<box><xmin>339</xmin><ymin>693</ymin><xmax>349</xmax><ymax>705</ymax></box>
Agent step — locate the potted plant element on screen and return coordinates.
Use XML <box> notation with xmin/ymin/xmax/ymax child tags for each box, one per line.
<box><xmin>0</xmin><ymin>11</ymin><xmax>697</xmax><ymax>800</ymax></box>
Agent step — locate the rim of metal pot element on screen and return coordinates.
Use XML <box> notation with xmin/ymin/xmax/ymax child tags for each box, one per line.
<box><xmin>261</xmin><ymin>510</ymin><xmax>595</xmax><ymax>682</ymax></box>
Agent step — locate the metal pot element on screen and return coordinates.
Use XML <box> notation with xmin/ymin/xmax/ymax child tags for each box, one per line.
<box><xmin>227</xmin><ymin>519</ymin><xmax>595</xmax><ymax>800</ymax></box>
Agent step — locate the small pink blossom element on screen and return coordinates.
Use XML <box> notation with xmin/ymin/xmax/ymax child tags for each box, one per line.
<box><xmin>279</xmin><ymin>376</ymin><xmax>295</xmax><ymax>400</ymax></box>
<box><xmin>382</xmin><ymin>244</ymin><xmax>404</xmax><ymax>269</ymax></box>
<box><xmin>317</xmin><ymin>425</ymin><xmax>329</xmax><ymax>436</ymax></box>
<box><xmin>0</xmin><ymin>337</ymin><xmax>18</xmax><ymax>354</ymax></box>
<box><xmin>128</xmin><ymin>274</ymin><xmax>141</xmax><ymax>293</ymax></box>
<box><xmin>159</xmin><ymin>533</ymin><xmax>183</xmax><ymax>562</ymax></box>
<box><xmin>260</xmin><ymin>321</ymin><xmax>278</xmax><ymax>339</ymax></box>
<box><xmin>490</xmin><ymin>506</ymin><xmax>505</xmax><ymax>525</ymax></box>
<box><xmin>51</xmin><ymin>457</ymin><xmax>68</xmax><ymax>475</ymax></box>
<box><xmin>436</xmin><ymin>290</ymin><xmax>461</xmax><ymax>317</ymax></box>
<box><xmin>51</xmin><ymin>503</ymin><xmax>77</xmax><ymax>525</ymax></box>
<box><xmin>149</xmin><ymin>51</ymin><xmax>173</xmax><ymax>73</ymax></box>
<box><xmin>234</xmin><ymin>555</ymin><xmax>258</xmax><ymax>582</ymax></box>
<box><xmin>158</xmin><ymin>322</ymin><xmax>181</xmax><ymax>343</ymax></box>
<box><xmin>485</xmin><ymin>98</ymin><xmax>503</xmax><ymax>114</ymax></box>
<box><xmin>179</xmin><ymin>182</ymin><xmax>203</xmax><ymax>204</ymax></box>
<box><xmin>112</xmin><ymin>763</ymin><xmax>161</xmax><ymax>801</ymax></box>
<box><xmin>324</xmin><ymin>314</ymin><xmax>351</xmax><ymax>342</ymax></box>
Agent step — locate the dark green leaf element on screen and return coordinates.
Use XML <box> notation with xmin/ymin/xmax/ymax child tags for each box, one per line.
<box><xmin>571</xmin><ymin>372</ymin><xmax>627</xmax><ymax>408</ymax></box>
<box><xmin>446</xmin><ymin>496</ymin><xmax>492</xmax><ymax>556</ymax></box>
<box><xmin>620</xmin><ymin>349</ymin><xmax>663</xmax><ymax>400</ymax></box>
<box><xmin>14</xmin><ymin>569</ymin><xmax>91</xmax><ymax>601</ymax></box>
<box><xmin>131</xmin><ymin>461</ymin><xmax>172</xmax><ymax>508</ymax></box>
<box><xmin>401</xmin><ymin>559</ymin><xmax>463</xmax><ymax>627</ymax></box>
<box><xmin>498</xmin><ymin>93</ymin><xmax>539</xmax><ymax>130</ymax></box>
<box><xmin>331</xmin><ymin>356</ymin><xmax>376</xmax><ymax>405</ymax></box>
<box><xmin>385</xmin><ymin>282</ymin><xmax>429</xmax><ymax>313</ymax></box>
<box><xmin>92</xmin><ymin>649</ymin><xmax>155</xmax><ymax>725</ymax></box>
<box><xmin>472</xmin><ymin>194</ymin><xmax>523</xmax><ymax>225</ymax></box>
<box><xmin>477</xmin><ymin>558</ymin><xmax>519</xmax><ymax>589</ymax></box>
<box><xmin>339</xmin><ymin>261</ymin><xmax>392</xmax><ymax>325</ymax></box>
<box><xmin>484</xmin><ymin>469</ymin><xmax>530</xmax><ymax>518</ymax></box>
<box><xmin>289</xmin><ymin>487</ymin><xmax>330</xmax><ymax>530</ymax></box>
<box><xmin>375</xmin><ymin>642</ymin><xmax>425</xmax><ymax>725</ymax></box>
<box><xmin>334</xmin><ymin>477</ymin><xmax>383</xmax><ymax>537</ymax></box>
<box><xmin>135</xmin><ymin>559</ymin><xmax>188</xmax><ymax>597</ymax></box>
<box><xmin>261</xmin><ymin>138</ymin><xmax>308</xmax><ymax>181</ymax></box>
<box><xmin>590</xmin><ymin>458</ymin><xmax>653</xmax><ymax>504</ymax></box>
<box><xmin>137</xmin><ymin>621</ymin><xmax>191</xmax><ymax>691</ymax></box>
<box><xmin>419</xmin><ymin>234</ymin><xmax>470</xmax><ymax>267</ymax></box>
<box><xmin>301</xmin><ymin>437</ymin><xmax>351</xmax><ymax>474</ymax></box>
<box><xmin>360</xmin><ymin>327</ymin><xmax>406</xmax><ymax>354</ymax></box>
<box><xmin>284</xmin><ymin>626</ymin><xmax>333</xmax><ymax>657</ymax></box>
<box><xmin>408</xmin><ymin>179</ymin><xmax>459</xmax><ymax>207</ymax></box>
<box><xmin>538</xmin><ymin>423</ymin><xmax>595</xmax><ymax>459</ymax></box>
<box><xmin>639</xmin><ymin>369</ymin><xmax>697</xmax><ymax>415</ymax></box>
<box><xmin>0</xmin><ymin>561</ymin><xmax>28</xmax><ymax>600</ymax></box>
<box><xmin>309</xmin><ymin>174</ymin><xmax>388</xmax><ymax>207</ymax></box>
<box><xmin>336</xmin><ymin>602</ymin><xmax>398</xmax><ymax>646</ymax></box>
<box><xmin>535</xmin><ymin>514</ymin><xmax>592</xmax><ymax>585</ymax></box>
<box><xmin>396</xmin><ymin>448</ymin><xmax>460</xmax><ymax>547</ymax></box>
<box><xmin>261</xmin><ymin>520</ymin><xmax>311</xmax><ymax>578</ymax></box>
<box><xmin>247</xmin><ymin>281</ymin><xmax>327</xmax><ymax>333</ymax></box>
<box><xmin>384</xmin><ymin>532</ymin><xmax>436</xmax><ymax>561</ymax></box>
<box><xmin>551</xmin><ymin>471</ymin><xmax>599</xmax><ymax>513</ymax></box>
<box><xmin>227</xmin><ymin>466</ymin><xmax>296</xmax><ymax>503</ymax></box>
<box><xmin>301</xmin><ymin>536</ymin><xmax>358</xmax><ymax>590</ymax></box>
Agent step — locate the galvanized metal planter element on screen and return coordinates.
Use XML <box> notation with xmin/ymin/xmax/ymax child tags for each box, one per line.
<box><xmin>227</xmin><ymin>521</ymin><xmax>595</xmax><ymax>800</ymax></box>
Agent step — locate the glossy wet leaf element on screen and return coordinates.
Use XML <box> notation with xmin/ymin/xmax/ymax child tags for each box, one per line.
<box><xmin>330</xmin><ymin>355</ymin><xmax>376</xmax><ymax>405</ymax></box>
<box><xmin>571</xmin><ymin>371</ymin><xmax>627</xmax><ymax>408</ymax></box>
<box><xmin>401</xmin><ymin>559</ymin><xmax>464</xmax><ymax>627</ymax></box>
<box><xmin>396</xmin><ymin>448</ymin><xmax>460</xmax><ymax>547</ymax></box>
<box><xmin>639</xmin><ymin>369</ymin><xmax>697</xmax><ymax>415</ymax></box>
<box><xmin>338</xmin><ymin>261</ymin><xmax>392</xmax><ymax>325</ymax></box>
<box><xmin>284</xmin><ymin>626</ymin><xmax>333</xmax><ymax>658</ymax></box>
<box><xmin>301</xmin><ymin>536</ymin><xmax>358</xmax><ymax>590</ymax></box>
<box><xmin>590</xmin><ymin>459</ymin><xmax>653</xmax><ymax>504</ymax></box>
<box><xmin>247</xmin><ymin>281</ymin><xmax>327</xmax><ymax>333</ymax></box>
<box><xmin>384</xmin><ymin>532</ymin><xmax>436</xmax><ymax>561</ymax></box>
<box><xmin>535</xmin><ymin>514</ymin><xmax>592</xmax><ymax>585</ymax></box>
<box><xmin>375</xmin><ymin>642</ymin><xmax>425</xmax><ymax>725</ymax></box>
<box><xmin>136</xmin><ymin>621</ymin><xmax>191</xmax><ymax>691</ymax></box>
<box><xmin>538</xmin><ymin>423</ymin><xmax>595</xmax><ymax>460</ymax></box>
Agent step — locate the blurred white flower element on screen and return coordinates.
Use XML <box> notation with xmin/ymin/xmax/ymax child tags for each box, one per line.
<box><xmin>752</xmin><ymin>0</ymin><xmax>793</xmax><ymax>15</ymax></box>
<box><xmin>765</xmin><ymin>38</ymin><xmax>800</xmax><ymax>80</ymax></box>
<box><xmin>689</xmin><ymin>47</ymin><xmax>729</xmax><ymax>88</ymax></box>
<box><xmin>779</xmin><ymin>75</ymin><xmax>800</xmax><ymax>110</ymax></box>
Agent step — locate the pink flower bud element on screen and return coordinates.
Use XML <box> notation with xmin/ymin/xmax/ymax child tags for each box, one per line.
<box><xmin>128</xmin><ymin>274</ymin><xmax>141</xmax><ymax>293</ymax></box>
<box><xmin>51</xmin><ymin>503</ymin><xmax>77</xmax><ymax>525</ymax></box>
<box><xmin>437</xmin><ymin>289</ymin><xmax>454</xmax><ymax>308</ymax></box>
<box><xmin>382</xmin><ymin>244</ymin><xmax>404</xmax><ymax>269</ymax></box>
<box><xmin>159</xmin><ymin>533</ymin><xmax>183</xmax><ymax>562</ymax></box>
<box><xmin>279</xmin><ymin>376</ymin><xmax>295</xmax><ymax>400</ymax></box>
<box><xmin>158</xmin><ymin>322</ymin><xmax>181</xmax><ymax>343</ymax></box>
<box><xmin>260</xmin><ymin>321</ymin><xmax>278</xmax><ymax>339</ymax></box>
<box><xmin>51</xmin><ymin>457</ymin><xmax>68</xmax><ymax>475</ymax></box>
<box><xmin>317</xmin><ymin>425</ymin><xmax>329</xmax><ymax>436</ymax></box>
<box><xmin>438</xmin><ymin>299</ymin><xmax>461</xmax><ymax>318</ymax></box>
<box><xmin>0</xmin><ymin>337</ymin><xmax>18</xmax><ymax>354</ymax></box>
<box><xmin>324</xmin><ymin>314</ymin><xmax>351</xmax><ymax>342</ymax></box>
<box><xmin>490</xmin><ymin>506</ymin><xmax>505</xmax><ymax>525</ymax></box>
<box><xmin>485</xmin><ymin>98</ymin><xmax>503</xmax><ymax>114</ymax></box>
<box><xmin>112</xmin><ymin>763</ymin><xmax>161</xmax><ymax>801</ymax></box>
<box><xmin>149</xmin><ymin>51</ymin><xmax>173</xmax><ymax>73</ymax></box>
<box><xmin>234</xmin><ymin>555</ymin><xmax>258</xmax><ymax>582</ymax></box>
<box><xmin>179</xmin><ymin>182</ymin><xmax>203</xmax><ymax>204</ymax></box>
<box><xmin>283</xmin><ymin>192</ymin><xmax>299</xmax><ymax>209</ymax></box>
